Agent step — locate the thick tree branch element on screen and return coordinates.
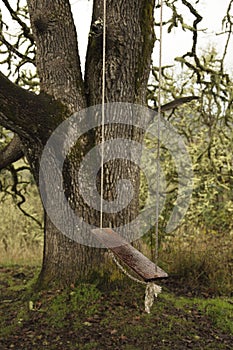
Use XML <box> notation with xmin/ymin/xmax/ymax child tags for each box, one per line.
<box><xmin>0</xmin><ymin>134</ymin><xmax>24</xmax><ymax>170</ymax></box>
<box><xmin>0</xmin><ymin>71</ymin><xmax>67</xmax><ymax>141</ymax></box>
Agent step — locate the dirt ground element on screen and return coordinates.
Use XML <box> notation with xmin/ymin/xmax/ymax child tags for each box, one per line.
<box><xmin>0</xmin><ymin>265</ymin><xmax>232</xmax><ymax>350</ymax></box>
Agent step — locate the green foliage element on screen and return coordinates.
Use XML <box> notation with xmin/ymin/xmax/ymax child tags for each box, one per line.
<box><xmin>145</xmin><ymin>48</ymin><xmax>233</xmax><ymax>237</ymax></box>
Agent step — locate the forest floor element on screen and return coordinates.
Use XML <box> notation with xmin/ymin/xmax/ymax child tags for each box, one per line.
<box><xmin>0</xmin><ymin>265</ymin><xmax>232</xmax><ymax>350</ymax></box>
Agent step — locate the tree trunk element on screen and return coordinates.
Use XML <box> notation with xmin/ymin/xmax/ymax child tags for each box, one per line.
<box><xmin>0</xmin><ymin>0</ymin><xmax>155</xmax><ymax>288</ymax></box>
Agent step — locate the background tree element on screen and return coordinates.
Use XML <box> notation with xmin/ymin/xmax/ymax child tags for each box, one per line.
<box><xmin>147</xmin><ymin>49</ymin><xmax>233</xmax><ymax>235</ymax></box>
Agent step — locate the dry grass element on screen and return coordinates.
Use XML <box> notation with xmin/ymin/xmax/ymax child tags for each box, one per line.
<box><xmin>0</xmin><ymin>188</ymin><xmax>43</xmax><ymax>265</ymax></box>
<box><xmin>160</xmin><ymin>227</ymin><xmax>233</xmax><ymax>296</ymax></box>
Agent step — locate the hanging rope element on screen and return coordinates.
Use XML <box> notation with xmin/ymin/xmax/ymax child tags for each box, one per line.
<box><xmin>153</xmin><ymin>0</ymin><xmax>163</xmax><ymax>272</ymax></box>
<box><xmin>99</xmin><ymin>0</ymin><xmax>164</xmax><ymax>313</ymax></box>
<box><xmin>100</xmin><ymin>0</ymin><xmax>107</xmax><ymax>229</ymax></box>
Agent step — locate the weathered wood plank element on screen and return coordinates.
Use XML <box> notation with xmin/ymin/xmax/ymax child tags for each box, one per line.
<box><xmin>92</xmin><ymin>228</ymin><xmax>168</xmax><ymax>282</ymax></box>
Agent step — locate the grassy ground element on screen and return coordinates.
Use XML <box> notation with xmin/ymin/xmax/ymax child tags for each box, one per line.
<box><xmin>0</xmin><ymin>185</ymin><xmax>232</xmax><ymax>349</ymax></box>
<box><xmin>0</xmin><ymin>265</ymin><xmax>232</xmax><ymax>350</ymax></box>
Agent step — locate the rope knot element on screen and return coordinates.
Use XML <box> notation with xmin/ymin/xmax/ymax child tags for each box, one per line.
<box><xmin>145</xmin><ymin>282</ymin><xmax>162</xmax><ymax>313</ymax></box>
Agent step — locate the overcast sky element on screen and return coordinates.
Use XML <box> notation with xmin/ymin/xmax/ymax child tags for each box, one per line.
<box><xmin>72</xmin><ymin>0</ymin><xmax>233</xmax><ymax>73</ymax></box>
<box><xmin>0</xmin><ymin>0</ymin><xmax>232</xmax><ymax>74</ymax></box>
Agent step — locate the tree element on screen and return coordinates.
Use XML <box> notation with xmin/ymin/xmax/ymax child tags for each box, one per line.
<box><xmin>0</xmin><ymin>0</ymin><xmax>232</xmax><ymax>289</ymax></box>
<box><xmin>0</xmin><ymin>0</ymin><xmax>156</xmax><ymax>288</ymax></box>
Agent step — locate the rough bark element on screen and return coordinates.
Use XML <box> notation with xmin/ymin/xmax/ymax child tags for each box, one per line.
<box><xmin>85</xmin><ymin>0</ymin><xmax>155</xmax><ymax>229</ymax></box>
<box><xmin>27</xmin><ymin>0</ymin><xmax>85</xmax><ymax>112</ymax></box>
<box><xmin>85</xmin><ymin>0</ymin><xmax>155</xmax><ymax>105</ymax></box>
<box><xmin>25</xmin><ymin>0</ymin><xmax>101</xmax><ymax>288</ymax></box>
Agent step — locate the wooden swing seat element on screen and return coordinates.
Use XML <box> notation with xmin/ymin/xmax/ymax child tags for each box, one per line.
<box><xmin>92</xmin><ymin>228</ymin><xmax>168</xmax><ymax>282</ymax></box>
